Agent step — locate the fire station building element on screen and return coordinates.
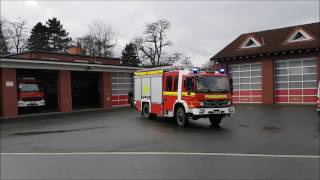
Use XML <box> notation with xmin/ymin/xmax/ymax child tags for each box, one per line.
<box><xmin>0</xmin><ymin>48</ymin><xmax>140</xmax><ymax>118</ymax></box>
<box><xmin>211</xmin><ymin>22</ymin><xmax>320</xmax><ymax>104</ymax></box>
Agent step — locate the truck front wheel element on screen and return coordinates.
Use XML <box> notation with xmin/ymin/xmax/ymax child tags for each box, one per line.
<box><xmin>209</xmin><ymin>116</ymin><xmax>222</xmax><ymax>127</ymax></box>
<box><xmin>175</xmin><ymin>106</ymin><xmax>188</xmax><ymax>127</ymax></box>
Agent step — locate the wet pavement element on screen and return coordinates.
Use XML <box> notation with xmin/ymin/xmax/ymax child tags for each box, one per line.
<box><xmin>1</xmin><ymin>105</ymin><xmax>319</xmax><ymax>179</ymax></box>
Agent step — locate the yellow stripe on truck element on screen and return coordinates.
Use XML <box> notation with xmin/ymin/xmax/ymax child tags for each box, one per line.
<box><xmin>163</xmin><ymin>91</ymin><xmax>196</xmax><ymax>97</ymax></box>
<box><xmin>204</xmin><ymin>94</ymin><xmax>228</xmax><ymax>99</ymax></box>
<box><xmin>135</xmin><ymin>70</ymin><xmax>163</xmax><ymax>76</ymax></box>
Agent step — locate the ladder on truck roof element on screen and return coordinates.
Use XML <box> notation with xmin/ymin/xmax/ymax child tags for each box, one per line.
<box><xmin>136</xmin><ymin>66</ymin><xmax>187</xmax><ymax>72</ymax></box>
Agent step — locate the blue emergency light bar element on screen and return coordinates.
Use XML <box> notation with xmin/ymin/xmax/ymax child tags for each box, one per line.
<box><xmin>192</xmin><ymin>67</ymin><xmax>200</xmax><ymax>73</ymax></box>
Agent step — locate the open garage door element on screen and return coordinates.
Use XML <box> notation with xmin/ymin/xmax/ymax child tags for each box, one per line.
<box><xmin>275</xmin><ymin>58</ymin><xmax>318</xmax><ymax>104</ymax></box>
<box><xmin>111</xmin><ymin>72</ymin><xmax>133</xmax><ymax>107</ymax></box>
<box><xmin>71</xmin><ymin>71</ymin><xmax>100</xmax><ymax>109</ymax></box>
<box><xmin>228</xmin><ymin>63</ymin><xmax>262</xmax><ymax>103</ymax></box>
<box><xmin>16</xmin><ymin>69</ymin><xmax>58</xmax><ymax>114</ymax></box>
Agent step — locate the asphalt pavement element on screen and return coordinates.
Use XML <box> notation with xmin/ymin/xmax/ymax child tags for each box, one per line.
<box><xmin>1</xmin><ymin>105</ymin><xmax>319</xmax><ymax>179</ymax></box>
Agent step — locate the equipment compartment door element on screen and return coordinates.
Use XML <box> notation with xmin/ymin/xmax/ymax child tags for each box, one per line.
<box><xmin>134</xmin><ymin>77</ymin><xmax>141</xmax><ymax>101</ymax></box>
<box><xmin>151</xmin><ymin>76</ymin><xmax>162</xmax><ymax>103</ymax></box>
<box><xmin>141</xmin><ymin>77</ymin><xmax>151</xmax><ymax>98</ymax></box>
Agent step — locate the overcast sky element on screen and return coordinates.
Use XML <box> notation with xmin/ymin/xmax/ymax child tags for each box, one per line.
<box><xmin>1</xmin><ymin>0</ymin><xmax>319</xmax><ymax>66</ymax></box>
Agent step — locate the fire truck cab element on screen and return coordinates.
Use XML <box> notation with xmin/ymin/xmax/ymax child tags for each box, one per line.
<box><xmin>17</xmin><ymin>78</ymin><xmax>45</xmax><ymax>108</ymax></box>
<box><xmin>134</xmin><ymin>67</ymin><xmax>235</xmax><ymax>127</ymax></box>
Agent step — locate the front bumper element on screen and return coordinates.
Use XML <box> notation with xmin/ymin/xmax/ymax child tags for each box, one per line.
<box><xmin>18</xmin><ymin>100</ymin><xmax>45</xmax><ymax>107</ymax></box>
<box><xmin>191</xmin><ymin>107</ymin><xmax>235</xmax><ymax>115</ymax></box>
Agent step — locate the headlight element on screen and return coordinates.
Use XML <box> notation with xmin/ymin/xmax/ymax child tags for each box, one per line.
<box><xmin>199</xmin><ymin>102</ymin><xmax>205</xmax><ymax>107</ymax></box>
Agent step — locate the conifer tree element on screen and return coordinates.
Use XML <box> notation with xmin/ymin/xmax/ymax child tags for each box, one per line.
<box><xmin>121</xmin><ymin>43</ymin><xmax>141</xmax><ymax>67</ymax></box>
<box><xmin>27</xmin><ymin>22</ymin><xmax>49</xmax><ymax>51</ymax></box>
<box><xmin>46</xmin><ymin>17</ymin><xmax>72</xmax><ymax>52</ymax></box>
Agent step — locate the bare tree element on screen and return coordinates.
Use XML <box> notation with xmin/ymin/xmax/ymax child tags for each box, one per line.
<box><xmin>76</xmin><ymin>34</ymin><xmax>95</xmax><ymax>56</ymax></box>
<box><xmin>5</xmin><ymin>18</ymin><xmax>28</xmax><ymax>53</ymax></box>
<box><xmin>90</xmin><ymin>21</ymin><xmax>117</xmax><ymax>56</ymax></box>
<box><xmin>173</xmin><ymin>53</ymin><xmax>193</xmax><ymax>68</ymax></box>
<box><xmin>0</xmin><ymin>18</ymin><xmax>9</xmax><ymax>56</ymax></box>
<box><xmin>77</xmin><ymin>21</ymin><xmax>117</xmax><ymax>57</ymax></box>
<box><xmin>202</xmin><ymin>60</ymin><xmax>215</xmax><ymax>69</ymax></box>
<box><xmin>135</xmin><ymin>19</ymin><xmax>172</xmax><ymax>67</ymax></box>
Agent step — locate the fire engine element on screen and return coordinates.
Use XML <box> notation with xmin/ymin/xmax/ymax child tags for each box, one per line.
<box><xmin>17</xmin><ymin>77</ymin><xmax>45</xmax><ymax>108</ymax></box>
<box><xmin>134</xmin><ymin>67</ymin><xmax>235</xmax><ymax>127</ymax></box>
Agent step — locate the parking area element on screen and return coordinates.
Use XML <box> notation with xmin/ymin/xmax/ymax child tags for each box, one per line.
<box><xmin>1</xmin><ymin>105</ymin><xmax>319</xmax><ymax>179</ymax></box>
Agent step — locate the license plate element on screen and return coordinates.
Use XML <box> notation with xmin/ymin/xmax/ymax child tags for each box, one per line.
<box><xmin>209</xmin><ymin>111</ymin><xmax>220</xmax><ymax>114</ymax></box>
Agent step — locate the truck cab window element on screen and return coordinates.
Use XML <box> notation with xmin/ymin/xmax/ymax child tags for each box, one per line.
<box><xmin>184</xmin><ymin>78</ymin><xmax>194</xmax><ymax>91</ymax></box>
<box><xmin>166</xmin><ymin>76</ymin><xmax>172</xmax><ymax>91</ymax></box>
<box><xmin>173</xmin><ymin>76</ymin><xmax>178</xmax><ymax>91</ymax></box>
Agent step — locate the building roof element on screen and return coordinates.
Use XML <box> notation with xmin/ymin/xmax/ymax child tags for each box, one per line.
<box><xmin>0</xmin><ymin>57</ymin><xmax>142</xmax><ymax>73</ymax></box>
<box><xmin>6</xmin><ymin>50</ymin><xmax>121</xmax><ymax>60</ymax></box>
<box><xmin>5</xmin><ymin>50</ymin><xmax>122</xmax><ymax>66</ymax></box>
<box><xmin>211</xmin><ymin>22</ymin><xmax>320</xmax><ymax>61</ymax></box>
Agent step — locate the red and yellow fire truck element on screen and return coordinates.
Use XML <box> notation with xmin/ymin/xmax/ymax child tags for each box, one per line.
<box><xmin>134</xmin><ymin>67</ymin><xmax>235</xmax><ymax>127</ymax></box>
<box><xmin>17</xmin><ymin>78</ymin><xmax>45</xmax><ymax>108</ymax></box>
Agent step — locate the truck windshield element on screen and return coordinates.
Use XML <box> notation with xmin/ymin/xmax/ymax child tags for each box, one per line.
<box><xmin>196</xmin><ymin>76</ymin><xmax>230</xmax><ymax>93</ymax></box>
<box><xmin>19</xmin><ymin>83</ymin><xmax>40</xmax><ymax>92</ymax></box>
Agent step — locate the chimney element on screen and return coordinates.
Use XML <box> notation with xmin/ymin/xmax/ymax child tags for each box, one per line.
<box><xmin>68</xmin><ymin>47</ymin><xmax>81</xmax><ymax>55</ymax></box>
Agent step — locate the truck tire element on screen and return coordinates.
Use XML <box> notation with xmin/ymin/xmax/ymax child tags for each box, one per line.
<box><xmin>175</xmin><ymin>106</ymin><xmax>188</xmax><ymax>127</ymax></box>
<box><xmin>209</xmin><ymin>116</ymin><xmax>222</xmax><ymax>127</ymax></box>
<box><xmin>142</xmin><ymin>103</ymin><xmax>156</xmax><ymax>119</ymax></box>
<box><xmin>142</xmin><ymin>103</ymin><xmax>150</xmax><ymax>119</ymax></box>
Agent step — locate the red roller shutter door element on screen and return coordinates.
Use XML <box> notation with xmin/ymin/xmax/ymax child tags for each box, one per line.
<box><xmin>275</xmin><ymin>58</ymin><xmax>317</xmax><ymax>104</ymax></box>
<box><xmin>228</xmin><ymin>63</ymin><xmax>262</xmax><ymax>103</ymax></box>
<box><xmin>111</xmin><ymin>72</ymin><xmax>133</xmax><ymax>107</ymax></box>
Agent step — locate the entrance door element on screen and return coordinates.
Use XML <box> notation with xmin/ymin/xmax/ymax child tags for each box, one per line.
<box><xmin>163</xmin><ymin>72</ymin><xmax>178</xmax><ymax>115</ymax></box>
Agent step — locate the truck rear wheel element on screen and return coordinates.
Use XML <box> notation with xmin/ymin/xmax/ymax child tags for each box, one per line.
<box><xmin>142</xmin><ymin>103</ymin><xmax>150</xmax><ymax>119</ymax></box>
<box><xmin>176</xmin><ymin>106</ymin><xmax>188</xmax><ymax>127</ymax></box>
<box><xmin>209</xmin><ymin>116</ymin><xmax>222</xmax><ymax>127</ymax></box>
<box><xmin>142</xmin><ymin>103</ymin><xmax>156</xmax><ymax>119</ymax></box>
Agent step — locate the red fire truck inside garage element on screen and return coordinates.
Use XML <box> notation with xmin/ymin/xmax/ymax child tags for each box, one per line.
<box><xmin>17</xmin><ymin>78</ymin><xmax>45</xmax><ymax>108</ymax></box>
<box><xmin>134</xmin><ymin>67</ymin><xmax>235</xmax><ymax>127</ymax></box>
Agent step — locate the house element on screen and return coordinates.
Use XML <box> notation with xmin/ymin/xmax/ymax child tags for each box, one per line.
<box><xmin>211</xmin><ymin>22</ymin><xmax>320</xmax><ymax>104</ymax></box>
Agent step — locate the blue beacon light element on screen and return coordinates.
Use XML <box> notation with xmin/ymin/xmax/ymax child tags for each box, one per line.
<box><xmin>192</xmin><ymin>67</ymin><xmax>200</xmax><ymax>74</ymax></box>
<box><xmin>219</xmin><ymin>68</ymin><xmax>225</xmax><ymax>73</ymax></box>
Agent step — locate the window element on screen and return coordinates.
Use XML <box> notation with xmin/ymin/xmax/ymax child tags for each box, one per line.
<box><xmin>292</xmin><ymin>32</ymin><xmax>305</xmax><ymax>40</ymax></box>
<box><xmin>166</xmin><ymin>76</ymin><xmax>173</xmax><ymax>91</ymax></box>
<box><xmin>245</xmin><ymin>39</ymin><xmax>255</xmax><ymax>46</ymax></box>
<box><xmin>173</xmin><ymin>77</ymin><xmax>178</xmax><ymax>91</ymax></box>
<box><xmin>241</xmin><ymin>37</ymin><xmax>262</xmax><ymax>48</ymax></box>
<box><xmin>287</xmin><ymin>29</ymin><xmax>313</xmax><ymax>42</ymax></box>
<box><xmin>18</xmin><ymin>83</ymin><xmax>40</xmax><ymax>92</ymax></box>
<box><xmin>184</xmin><ymin>78</ymin><xmax>194</xmax><ymax>91</ymax></box>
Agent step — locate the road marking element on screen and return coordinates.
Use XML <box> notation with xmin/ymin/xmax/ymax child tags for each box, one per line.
<box><xmin>1</xmin><ymin>152</ymin><xmax>319</xmax><ymax>159</ymax></box>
